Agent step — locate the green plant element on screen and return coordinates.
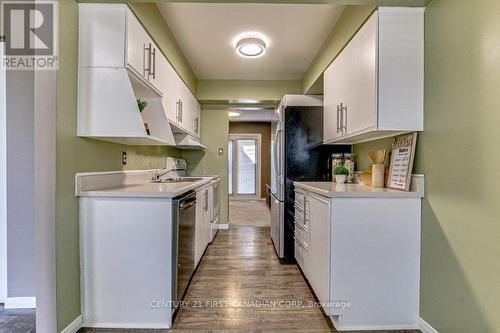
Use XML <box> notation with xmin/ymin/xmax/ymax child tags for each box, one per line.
<box><xmin>137</xmin><ymin>99</ymin><xmax>148</xmax><ymax>113</ymax></box>
<box><xmin>334</xmin><ymin>165</ymin><xmax>349</xmax><ymax>176</ymax></box>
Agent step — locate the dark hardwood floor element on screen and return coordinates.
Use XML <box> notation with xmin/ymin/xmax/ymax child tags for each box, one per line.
<box><xmin>0</xmin><ymin>303</ymin><xmax>35</xmax><ymax>333</ymax></box>
<box><xmin>81</xmin><ymin>226</ymin><xmax>421</xmax><ymax>333</ymax></box>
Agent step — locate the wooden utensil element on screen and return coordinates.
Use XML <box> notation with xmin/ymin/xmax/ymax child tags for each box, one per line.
<box><xmin>368</xmin><ymin>150</ymin><xmax>377</xmax><ymax>164</ymax></box>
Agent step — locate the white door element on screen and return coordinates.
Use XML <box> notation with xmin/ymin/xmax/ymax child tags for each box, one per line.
<box><xmin>126</xmin><ymin>9</ymin><xmax>150</xmax><ymax>78</ymax></box>
<box><xmin>228</xmin><ymin>134</ymin><xmax>261</xmax><ymax>200</ymax></box>
<box><xmin>341</xmin><ymin>12</ymin><xmax>377</xmax><ymax>136</ymax></box>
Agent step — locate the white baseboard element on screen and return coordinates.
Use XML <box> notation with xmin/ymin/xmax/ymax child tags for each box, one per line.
<box><xmin>60</xmin><ymin>315</ymin><xmax>82</xmax><ymax>333</ymax></box>
<box><xmin>218</xmin><ymin>223</ymin><xmax>229</xmax><ymax>230</ymax></box>
<box><xmin>4</xmin><ymin>297</ymin><xmax>36</xmax><ymax>309</ymax></box>
<box><xmin>418</xmin><ymin>316</ymin><xmax>439</xmax><ymax>333</ymax></box>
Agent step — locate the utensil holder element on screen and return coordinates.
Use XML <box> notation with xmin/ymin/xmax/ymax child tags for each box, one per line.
<box><xmin>372</xmin><ymin>164</ymin><xmax>385</xmax><ymax>188</ymax></box>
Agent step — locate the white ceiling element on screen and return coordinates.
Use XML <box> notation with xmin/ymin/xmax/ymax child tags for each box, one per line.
<box><xmin>157</xmin><ymin>3</ymin><xmax>345</xmax><ymax>80</ymax></box>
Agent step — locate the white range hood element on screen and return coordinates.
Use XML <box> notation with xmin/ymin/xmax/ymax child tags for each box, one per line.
<box><xmin>173</xmin><ymin>133</ymin><xmax>207</xmax><ymax>150</ymax></box>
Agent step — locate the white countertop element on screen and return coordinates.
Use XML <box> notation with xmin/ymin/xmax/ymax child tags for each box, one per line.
<box><xmin>294</xmin><ymin>175</ymin><xmax>424</xmax><ymax>198</ymax></box>
<box><xmin>76</xmin><ymin>170</ymin><xmax>219</xmax><ymax>198</ymax></box>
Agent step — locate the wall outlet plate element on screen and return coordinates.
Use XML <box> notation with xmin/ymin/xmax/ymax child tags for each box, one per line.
<box><xmin>122</xmin><ymin>151</ymin><xmax>127</xmax><ymax>165</ymax></box>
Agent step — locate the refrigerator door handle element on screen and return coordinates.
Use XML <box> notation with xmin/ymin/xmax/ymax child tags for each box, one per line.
<box><xmin>274</xmin><ymin>129</ymin><xmax>282</xmax><ymax>177</ymax></box>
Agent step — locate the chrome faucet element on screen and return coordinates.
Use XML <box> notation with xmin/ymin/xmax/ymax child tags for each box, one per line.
<box><xmin>151</xmin><ymin>158</ymin><xmax>187</xmax><ymax>182</ymax></box>
<box><xmin>151</xmin><ymin>168</ymin><xmax>178</xmax><ymax>182</ymax></box>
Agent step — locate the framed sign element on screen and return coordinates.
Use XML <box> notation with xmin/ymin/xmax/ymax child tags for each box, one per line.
<box><xmin>387</xmin><ymin>133</ymin><xmax>417</xmax><ymax>191</ymax></box>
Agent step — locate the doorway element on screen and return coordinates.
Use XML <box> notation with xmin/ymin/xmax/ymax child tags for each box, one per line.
<box><xmin>228</xmin><ymin>134</ymin><xmax>261</xmax><ymax>200</ymax></box>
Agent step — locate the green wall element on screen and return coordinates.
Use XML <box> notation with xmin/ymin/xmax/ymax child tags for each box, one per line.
<box><xmin>182</xmin><ymin>110</ymin><xmax>230</xmax><ymax>226</ymax></box>
<box><xmin>197</xmin><ymin>79</ymin><xmax>300</xmax><ymax>103</ymax></box>
<box><xmin>56</xmin><ymin>1</ymin><xmax>182</xmax><ymax>330</ymax></box>
<box><xmin>354</xmin><ymin>1</ymin><xmax>500</xmax><ymax>331</ymax></box>
<box><xmin>300</xmin><ymin>5</ymin><xmax>375</xmax><ymax>93</ymax></box>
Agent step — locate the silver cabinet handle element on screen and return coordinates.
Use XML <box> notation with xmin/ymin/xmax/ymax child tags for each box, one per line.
<box><xmin>143</xmin><ymin>43</ymin><xmax>152</xmax><ymax>79</ymax></box>
<box><xmin>151</xmin><ymin>47</ymin><xmax>156</xmax><ymax>79</ymax></box>
<box><xmin>303</xmin><ymin>195</ymin><xmax>307</xmax><ymax>224</ymax></box>
<box><xmin>175</xmin><ymin>100</ymin><xmax>181</xmax><ymax>123</ymax></box>
<box><xmin>344</xmin><ymin>104</ymin><xmax>348</xmax><ymax>135</ymax></box>
<box><xmin>336</xmin><ymin>104</ymin><xmax>340</xmax><ymax>133</ymax></box>
<box><xmin>294</xmin><ymin>216</ymin><xmax>309</xmax><ymax>232</ymax></box>
<box><xmin>294</xmin><ymin>232</ymin><xmax>308</xmax><ymax>250</ymax></box>
<box><xmin>179</xmin><ymin>100</ymin><xmax>183</xmax><ymax>123</ymax></box>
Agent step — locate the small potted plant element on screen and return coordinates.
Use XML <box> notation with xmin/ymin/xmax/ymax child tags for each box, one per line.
<box><xmin>137</xmin><ymin>99</ymin><xmax>148</xmax><ymax>113</ymax></box>
<box><xmin>137</xmin><ymin>99</ymin><xmax>150</xmax><ymax>135</ymax></box>
<box><xmin>334</xmin><ymin>166</ymin><xmax>349</xmax><ymax>184</ymax></box>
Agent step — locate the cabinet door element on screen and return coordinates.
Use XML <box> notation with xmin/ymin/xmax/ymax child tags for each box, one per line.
<box><xmin>341</xmin><ymin>12</ymin><xmax>377</xmax><ymax>136</ymax></box>
<box><xmin>307</xmin><ymin>194</ymin><xmax>330</xmax><ymax>308</ymax></box>
<box><xmin>158</xmin><ymin>58</ymin><xmax>181</xmax><ymax>124</ymax></box>
<box><xmin>323</xmin><ymin>55</ymin><xmax>346</xmax><ymax>143</ymax></box>
<box><xmin>178</xmin><ymin>84</ymin><xmax>194</xmax><ymax>133</ymax></box>
<box><xmin>192</xmin><ymin>101</ymin><xmax>201</xmax><ymax>138</ymax></box>
<box><xmin>126</xmin><ymin>10</ymin><xmax>150</xmax><ymax>78</ymax></box>
<box><xmin>79</xmin><ymin>4</ymin><xmax>126</xmax><ymax>68</ymax></box>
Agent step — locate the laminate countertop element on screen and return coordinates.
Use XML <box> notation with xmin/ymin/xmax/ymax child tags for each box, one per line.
<box><xmin>76</xmin><ymin>171</ymin><xmax>219</xmax><ymax>198</ymax></box>
<box><xmin>294</xmin><ymin>175</ymin><xmax>424</xmax><ymax>198</ymax></box>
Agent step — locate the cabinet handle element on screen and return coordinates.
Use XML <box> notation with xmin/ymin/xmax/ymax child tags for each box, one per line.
<box><xmin>180</xmin><ymin>100</ymin><xmax>183</xmax><ymax>123</ymax></box>
<box><xmin>151</xmin><ymin>48</ymin><xmax>156</xmax><ymax>79</ymax></box>
<box><xmin>175</xmin><ymin>100</ymin><xmax>181</xmax><ymax>123</ymax></box>
<box><xmin>344</xmin><ymin>104</ymin><xmax>348</xmax><ymax>135</ymax></box>
<box><xmin>293</xmin><ymin>216</ymin><xmax>309</xmax><ymax>232</ymax></box>
<box><xmin>294</xmin><ymin>232</ymin><xmax>308</xmax><ymax>250</ymax></box>
<box><xmin>336</xmin><ymin>104</ymin><xmax>340</xmax><ymax>133</ymax></box>
<box><xmin>303</xmin><ymin>195</ymin><xmax>307</xmax><ymax>224</ymax></box>
<box><xmin>339</xmin><ymin>103</ymin><xmax>347</xmax><ymax>135</ymax></box>
<box><xmin>143</xmin><ymin>43</ymin><xmax>152</xmax><ymax>79</ymax></box>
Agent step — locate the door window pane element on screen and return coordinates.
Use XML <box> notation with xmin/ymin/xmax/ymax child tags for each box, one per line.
<box><xmin>237</xmin><ymin>140</ymin><xmax>256</xmax><ymax>195</ymax></box>
<box><xmin>228</xmin><ymin>141</ymin><xmax>233</xmax><ymax>195</ymax></box>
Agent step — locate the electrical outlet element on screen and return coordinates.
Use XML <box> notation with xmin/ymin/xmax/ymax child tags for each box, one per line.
<box><xmin>122</xmin><ymin>151</ymin><xmax>127</xmax><ymax>165</ymax></box>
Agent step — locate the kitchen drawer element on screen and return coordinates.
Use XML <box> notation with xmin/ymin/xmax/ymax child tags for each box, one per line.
<box><xmin>294</xmin><ymin>214</ymin><xmax>310</xmax><ymax>248</ymax></box>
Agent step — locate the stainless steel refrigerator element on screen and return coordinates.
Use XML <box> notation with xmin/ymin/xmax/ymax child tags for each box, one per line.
<box><xmin>271</xmin><ymin>95</ymin><xmax>350</xmax><ymax>263</ymax></box>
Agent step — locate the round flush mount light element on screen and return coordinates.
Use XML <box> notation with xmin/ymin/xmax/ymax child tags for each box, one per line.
<box><xmin>236</xmin><ymin>36</ymin><xmax>266</xmax><ymax>58</ymax></box>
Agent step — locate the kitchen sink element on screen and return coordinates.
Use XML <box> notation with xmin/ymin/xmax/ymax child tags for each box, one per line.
<box><xmin>152</xmin><ymin>177</ymin><xmax>205</xmax><ymax>184</ymax></box>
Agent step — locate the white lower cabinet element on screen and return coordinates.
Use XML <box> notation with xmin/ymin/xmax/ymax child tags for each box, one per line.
<box><xmin>294</xmin><ymin>188</ymin><xmax>421</xmax><ymax>331</ymax></box>
<box><xmin>195</xmin><ymin>186</ymin><xmax>211</xmax><ymax>267</ymax></box>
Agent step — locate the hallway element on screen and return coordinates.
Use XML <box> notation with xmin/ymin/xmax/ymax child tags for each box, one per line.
<box><xmin>229</xmin><ymin>201</ymin><xmax>271</xmax><ymax>227</ymax></box>
<box><xmin>171</xmin><ymin>226</ymin><xmax>334</xmax><ymax>331</ymax></box>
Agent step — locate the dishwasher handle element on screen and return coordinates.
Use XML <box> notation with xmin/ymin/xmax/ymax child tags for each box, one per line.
<box><xmin>179</xmin><ymin>198</ymin><xmax>196</xmax><ymax>210</ymax></box>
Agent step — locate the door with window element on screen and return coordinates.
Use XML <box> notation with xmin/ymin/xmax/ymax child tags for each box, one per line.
<box><xmin>228</xmin><ymin>134</ymin><xmax>261</xmax><ymax>200</ymax></box>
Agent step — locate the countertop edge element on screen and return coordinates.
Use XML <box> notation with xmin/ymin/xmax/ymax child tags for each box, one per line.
<box><xmin>294</xmin><ymin>174</ymin><xmax>424</xmax><ymax>198</ymax></box>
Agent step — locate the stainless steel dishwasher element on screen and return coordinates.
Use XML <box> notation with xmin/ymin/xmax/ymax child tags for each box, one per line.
<box><xmin>172</xmin><ymin>191</ymin><xmax>196</xmax><ymax>309</ymax></box>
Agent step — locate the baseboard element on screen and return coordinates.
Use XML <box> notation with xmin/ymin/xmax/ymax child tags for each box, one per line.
<box><xmin>218</xmin><ymin>223</ymin><xmax>229</xmax><ymax>230</ymax></box>
<box><xmin>60</xmin><ymin>315</ymin><xmax>82</xmax><ymax>333</ymax></box>
<box><xmin>418</xmin><ymin>316</ymin><xmax>439</xmax><ymax>333</ymax></box>
<box><xmin>4</xmin><ymin>297</ymin><xmax>36</xmax><ymax>309</ymax></box>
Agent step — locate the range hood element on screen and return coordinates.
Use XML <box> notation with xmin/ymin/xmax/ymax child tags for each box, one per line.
<box><xmin>173</xmin><ymin>133</ymin><xmax>207</xmax><ymax>150</ymax></box>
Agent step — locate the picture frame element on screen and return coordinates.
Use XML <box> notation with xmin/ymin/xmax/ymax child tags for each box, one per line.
<box><xmin>387</xmin><ymin>132</ymin><xmax>418</xmax><ymax>191</ymax></box>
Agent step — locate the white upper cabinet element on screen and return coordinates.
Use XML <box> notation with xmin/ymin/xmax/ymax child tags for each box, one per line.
<box><xmin>324</xmin><ymin>8</ymin><xmax>424</xmax><ymax>144</ymax></box>
<box><xmin>78</xmin><ymin>3</ymin><xmax>202</xmax><ymax>145</ymax></box>
<box><xmin>126</xmin><ymin>11</ymin><xmax>150</xmax><ymax>79</ymax></box>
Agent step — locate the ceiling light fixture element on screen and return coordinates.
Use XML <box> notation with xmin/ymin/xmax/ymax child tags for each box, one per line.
<box><xmin>228</xmin><ymin>111</ymin><xmax>241</xmax><ymax>117</ymax></box>
<box><xmin>236</xmin><ymin>36</ymin><xmax>266</xmax><ymax>58</ymax></box>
